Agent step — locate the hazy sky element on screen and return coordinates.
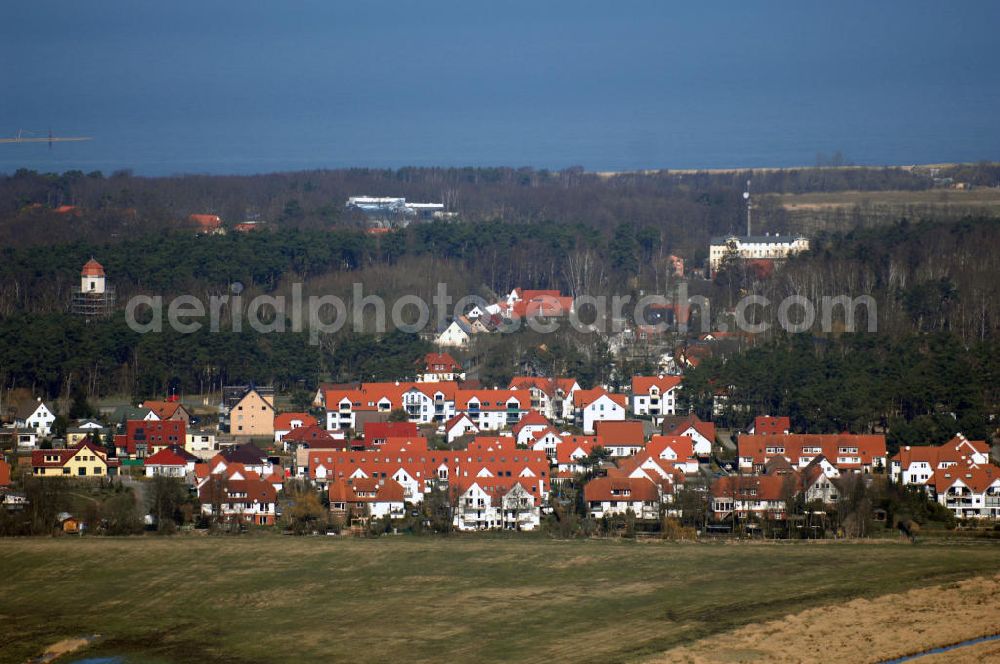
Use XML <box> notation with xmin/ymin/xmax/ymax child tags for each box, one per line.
<box><xmin>2</xmin><ymin>1</ymin><xmax>998</xmax><ymax>174</ymax></box>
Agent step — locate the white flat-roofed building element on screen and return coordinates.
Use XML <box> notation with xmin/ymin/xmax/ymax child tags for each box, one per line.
<box><xmin>346</xmin><ymin>196</ymin><xmax>445</xmax><ymax>227</ymax></box>
<box><xmin>709</xmin><ymin>233</ymin><xmax>809</xmax><ymax>274</ymax></box>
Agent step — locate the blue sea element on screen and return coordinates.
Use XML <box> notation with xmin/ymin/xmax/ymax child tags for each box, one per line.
<box><xmin>2</xmin><ymin>1</ymin><xmax>998</xmax><ymax>176</ymax></box>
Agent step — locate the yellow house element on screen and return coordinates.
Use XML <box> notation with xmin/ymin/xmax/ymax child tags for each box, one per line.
<box><xmin>32</xmin><ymin>440</ymin><xmax>120</xmax><ymax>478</ymax></box>
<box><xmin>67</xmin><ymin>424</ymin><xmax>109</xmax><ymax>447</ymax></box>
<box><xmin>230</xmin><ymin>389</ymin><xmax>276</xmax><ymax>438</ymax></box>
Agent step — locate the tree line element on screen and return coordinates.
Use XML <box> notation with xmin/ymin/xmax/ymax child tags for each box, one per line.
<box><xmin>681</xmin><ymin>332</ymin><xmax>999</xmax><ymax>452</ymax></box>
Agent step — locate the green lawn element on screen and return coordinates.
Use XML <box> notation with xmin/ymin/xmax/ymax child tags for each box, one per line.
<box><xmin>1</xmin><ymin>536</ymin><xmax>998</xmax><ymax>663</ymax></box>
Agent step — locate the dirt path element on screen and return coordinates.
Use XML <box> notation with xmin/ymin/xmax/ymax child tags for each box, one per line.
<box><xmin>29</xmin><ymin>635</ymin><xmax>99</xmax><ymax>663</ymax></box>
<box><xmin>648</xmin><ymin>574</ymin><xmax>1000</xmax><ymax>664</ymax></box>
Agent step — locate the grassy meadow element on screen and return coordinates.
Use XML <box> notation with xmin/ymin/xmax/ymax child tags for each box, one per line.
<box><xmin>1</xmin><ymin>536</ymin><xmax>998</xmax><ymax>663</ymax></box>
<box><xmin>771</xmin><ymin>187</ymin><xmax>1000</xmax><ymax>233</ymax></box>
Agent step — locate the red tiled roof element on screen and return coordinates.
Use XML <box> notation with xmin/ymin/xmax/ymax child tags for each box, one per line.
<box><xmin>646</xmin><ymin>435</ymin><xmax>695</xmax><ymax>462</ymax></box>
<box><xmin>144</xmin><ymin>446</ymin><xmax>191</xmax><ymax>467</ymax></box>
<box><xmin>573</xmin><ymin>387</ymin><xmax>626</xmax><ymax>408</ymax></box>
<box><xmin>364</xmin><ymin>421</ymin><xmax>418</xmax><ymax>440</ymax></box>
<box><xmin>444</xmin><ymin>413</ymin><xmax>477</xmax><ymax>432</ymax></box>
<box><xmin>753</xmin><ymin>416</ymin><xmax>790</xmax><ymax>436</ymax></box>
<box><xmin>423</xmin><ymin>352</ymin><xmax>462</xmax><ymax>372</ymax></box>
<box><xmin>309</xmin><ymin>445</ymin><xmax>550</xmax><ymax>496</ymax></box>
<box><xmin>739</xmin><ymin>433</ymin><xmax>886</xmax><ymax>470</ymax></box>
<box><xmin>380</xmin><ymin>437</ymin><xmax>429</xmax><ymax>453</ymax></box>
<box><xmin>81</xmin><ymin>258</ymin><xmax>104</xmax><ymax>276</ymax></box>
<box><xmin>189</xmin><ymin>214</ymin><xmax>222</xmax><ymax>230</ymax></box>
<box><xmin>584</xmin><ymin>476</ymin><xmax>659</xmax><ymax>502</ymax></box>
<box><xmin>454</xmin><ymin>477</ymin><xmax>541</xmax><ymax>506</ymax></box>
<box><xmin>661</xmin><ymin>414</ymin><xmax>716</xmax><ymax>442</ymax></box>
<box><xmin>199</xmin><ymin>478</ymin><xmax>276</xmax><ymax>504</ymax></box>
<box><xmin>933</xmin><ymin>464</ymin><xmax>1000</xmax><ymax>494</ymax></box>
<box><xmin>893</xmin><ymin>434</ymin><xmax>992</xmax><ymax>471</ymax></box>
<box><xmin>511</xmin><ymin>411</ymin><xmax>550</xmax><ymax>435</ymax></box>
<box><xmin>274</xmin><ymin>412</ymin><xmax>317</xmax><ymax>430</ymax></box>
<box><xmin>31</xmin><ymin>439</ymin><xmax>119</xmax><ymax>469</ymax></box>
<box><xmin>455</xmin><ymin>389</ymin><xmax>524</xmax><ymax>411</ymax></box>
<box><xmin>510</xmin><ymin>296</ymin><xmax>574</xmax><ymax>319</ymax></box>
<box><xmin>555</xmin><ymin>436</ymin><xmax>602</xmax><ymax>464</ymax></box>
<box><xmin>508</xmin><ymin>376</ymin><xmax>578</xmax><ymax>398</ymax></box>
<box><xmin>282</xmin><ymin>425</ymin><xmax>341</xmax><ymax>446</ymax></box>
<box><xmin>612</xmin><ymin>454</ymin><xmax>686</xmax><ymax>484</ymax></box>
<box><xmin>595</xmin><ymin>420</ymin><xmax>645</xmax><ymax>446</ymax></box>
<box><xmin>631</xmin><ymin>375</ymin><xmax>682</xmax><ymax>395</ymax></box>
<box><xmin>142</xmin><ymin>400</ymin><xmax>187</xmax><ymax>420</ymax></box>
<box><xmin>329</xmin><ymin>477</ymin><xmax>407</xmax><ymax>504</ymax></box>
<box><xmin>711</xmin><ymin>474</ymin><xmax>790</xmax><ymax>501</ymax></box>
<box><xmin>526</xmin><ymin>427</ymin><xmax>562</xmax><ymax>444</ymax></box>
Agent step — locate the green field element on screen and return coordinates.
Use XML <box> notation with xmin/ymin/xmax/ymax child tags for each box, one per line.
<box><xmin>1</xmin><ymin>537</ymin><xmax>998</xmax><ymax>664</ymax></box>
<box><xmin>771</xmin><ymin>187</ymin><xmax>1000</xmax><ymax>233</ymax></box>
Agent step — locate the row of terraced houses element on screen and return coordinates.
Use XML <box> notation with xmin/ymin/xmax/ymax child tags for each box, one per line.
<box><xmin>3</xmin><ymin>352</ymin><xmax>997</xmax><ymax>530</ymax></box>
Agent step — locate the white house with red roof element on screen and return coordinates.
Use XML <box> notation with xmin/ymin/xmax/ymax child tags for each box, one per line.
<box><xmin>525</xmin><ymin>427</ymin><xmax>564</xmax><ymax>458</ymax></box>
<box><xmin>710</xmin><ymin>475</ymin><xmax>794</xmax><ymax>520</ymax></box>
<box><xmin>749</xmin><ymin>415</ymin><xmax>791</xmax><ymax>436</ymax></box>
<box><xmin>738</xmin><ymin>433</ymin><xmax>887</xmax><ymax>474</ymax></box>
<box><xmin>512</xmin><ymin>411</ymin><xmax>552</xmax><ymax>446</ymax></box>
<box><xmin>609</xmin><ymin>453</ymin><xmax>684</xmax><ymax>490</ymax></box>
<box><xmin>307</xmin><ymin>437</ymin><xmax>551</xmax><ymax>507</ymax></box>
<box><xmin>453</xmin><ymin>478</ymin><xmax>541</xmax><ymax>531</ymax></box>
<box><xmin>144</xmin><ymin>445</ymin><xmax>199</xmax><ymax>478</ymax></box>
<box><xmin>508</xmin><ymin>376</ymin><xmax>580</xmax><ymax>421</ymax></box>
<box><xmin>801</xmin><ymin>457</ymin><xmax>841</xmax><ymax>505</ymax></box>
<box><xmin>324</xmin><ymin>381</ymin><xmax>462</xmax><ymax>430</ymax></box>
<box><xmin>363</xmin><ymin>421</ymin><xmax>418</xmax><ymax>445</ymax></box>
<box><xmin>630</xmin><ymin>375</ymin><xmax>682</xmax><ymax>418</ymax></box>
<box><xmin>402</xmin><ymin>382</ymin><xmax>458</xmax><ymax>424</ymax></box>
<box><xmin>189</xmin><ymin>214</ymin><xmax>224</xmax><ymax>235</ymax></box>
<box><xmin>661</xmin><ymin>415</ymin><xmax>717</xmax><ymax>458</ymax></box>
<box><xmin>142</xmin><ymin>400</ymin><xmax>193</xmax><ymax>423</ymax></box>
<box><xmin>503</xmin><ymin>289</ymin><xmax>574</xmax><ymax>320</ymax></box>
<box><xmin>443</xmin><ymin>413</ymin><xmax>479</xmax><ymax>443</ymax></box>
<box><xmin>933</xmin><ymin>464</ymin><xmax>1000</xmax><ymax>519</ymax></box>
<box><xmin>584</xmin><ymin>476</ymin><xmax>661</xmax><ymax>519</ymax></box>
<box><xmin>646</xmin><ymin>435</ymin><xmax>699</xmax><ymax>474</ymax></box>
<box><xmin>455</xmin><ymin>389</ymin><xmax>526</xmax><ymax>431</ymax></box>
<box><xmin>273</xmin><ymin>412</ymin><xmax>317</xmax><ymax>443</ymax></box>
<box><xmin>328</xmin><ymin>478</ymin><xmax>407</xmax><ymax>520</ymax></box>
<box><xmin>573</xmin><ymin>387</ymin><xmax>626</xmax><ymax>434</ymax></box>
<box><xmin>198</xmin><ymin>477</ymin><xmax>277</xmax><ymax>526</ymax></box>
<box><xmin>419</xmin><ymin>353</ymin><xmax>465</xmax><ymax>382</ymax></box>
<box><xmin>555</xmin><ymin>436</ymin><xmax>602</xmax><ymax>475</ymax></box>
<box><xmin>890</xmin><ymin>434</ymin><xmax>991</xmax><ymax>487</ymax></box>
<box><xmin>594</xmin><ymin>420</ymin><xmax>646</xmax><ymax>457</ymax></box>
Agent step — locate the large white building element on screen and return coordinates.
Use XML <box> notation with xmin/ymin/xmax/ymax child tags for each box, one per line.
<box><xmin>346</xmin><ymin>196</ymin><xmax>445</xmax><ymax>227</ymax></box>
<box><xmin>709</xmin><ymin>234</ymin><xmax>809</xmax><ymax>274</ymax></box>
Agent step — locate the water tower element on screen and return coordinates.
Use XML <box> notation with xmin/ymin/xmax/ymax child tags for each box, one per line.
<box><xmin>71</xmin><ymin>258</ymin><xmax>116</xmax><ymax>317</ymax></box>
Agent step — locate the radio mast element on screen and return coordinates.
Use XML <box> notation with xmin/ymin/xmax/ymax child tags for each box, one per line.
<box><xmin>742</xmin><ymin>179</ymin><xmax>752</xmax><ymax>236</ymax></box>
